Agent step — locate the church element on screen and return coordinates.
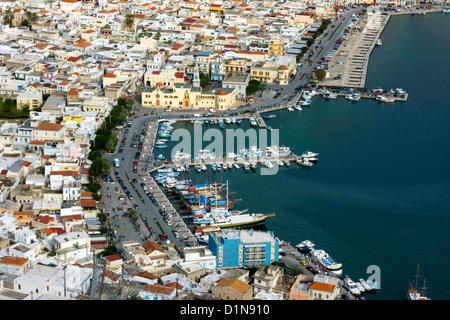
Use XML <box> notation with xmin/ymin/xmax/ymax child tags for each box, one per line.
<box><xmin>141</xmin><ymin>64</ymin><xmax>237</xmax><ymax>110</ymax></box>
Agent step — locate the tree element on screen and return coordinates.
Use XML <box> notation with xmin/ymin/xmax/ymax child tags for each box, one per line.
<box><xmin>199</xmin><ymin>71</ymin><xmax>210</xmax><ymax>87</ymax></box>
<box><xmin>315</xmin><ymin>68</ymin><xmax>327</xmax><ymax>81</ymax></box>
<box><xmin>246</xmin><ymin>79</ymin><xmax>262</xmax><ymax>94</ymax></box>
<box><xmin>286</xmin><ymin>265</ymin><xmax>303</xmax><ymax>277</ymax></box>
<box><xmin>126</xmin><ymin>98</ymin><xmax>135</xmax><ymax>108</ymax></box>
<box><xmin>124</xmin><ymin>14</ymin><xmax>135</xmax><ymax>32</ymax></box>
<box><xmin>4</xmin><ymin>9</ymin><xmax>13</xmax><ymax>27</ymax></box>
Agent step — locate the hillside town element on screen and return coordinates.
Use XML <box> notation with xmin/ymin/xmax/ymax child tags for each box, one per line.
<box><xmin>0</xmin><ymin>0</ymin><xmax>447</xmax><ymax>301</ymax></box>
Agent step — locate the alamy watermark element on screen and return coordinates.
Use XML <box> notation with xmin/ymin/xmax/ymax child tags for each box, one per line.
<box><xmin>170</xmin><ymin>123</ymin><xmax>282</xmax><ymax>175</ymax></box>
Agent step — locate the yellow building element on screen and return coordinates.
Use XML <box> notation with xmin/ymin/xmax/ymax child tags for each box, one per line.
<box><xmin>144</xmin><ymin>63</ymin><xmax>187</xmax><ymax>87</ymax></box>
<box><xmin>269</xmin><ymin>40</ymin><xmax>285</xmax><ymax>56</ymax></box>
<box><xmin>250</xmin><ymin>56</ymin><xmax>296</xmax><ymax>86</ymax></box>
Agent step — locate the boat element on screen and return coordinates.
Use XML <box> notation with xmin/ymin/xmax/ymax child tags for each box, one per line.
<box><xmin>201</xmin><ymin>164</ymin><xmax>207</xmax><ymax>171</ymax></box>
<box><xmin>296</xmin><ymin>240</ymin><xmax>315</xmax><ymax>253</ymax></box>
<box><xmin>302</xmin><ymin>151</ymin><xmax>319</xmax><ymax>158</ymax></box>
<box><xmin>233</xmin><ymin>163</ymin><xmax>240</xmax><ymax>169</ymax></box>
<box><xmin>358</xmin><ymin>279</ymin><xmax>372</xmax><ymax>292</ymax></box>
<box><xmin>376</xmin><ymin>39</ymin><xmax>382</xmax><ymax>46</ymax></box>
<box><xmin>355</xmin><ymin>281</ymin><xmax>366</xmax><ymax>294</ymax></box>
<box><xmin>299</xmin><ymin>99</ymin><xmax>312</xmax><ymax>106</ymax></box>
<box><xmin>287</xmin><ymin>107</ymin><xmax>294</xmax><ymax>112</ymax></box>
<box><xmin>266</xmin><ymin>126</ymin><xmax>272</xmax><ymax>131</ymax></box>
<box><xmin>263</xmin><ymin>113</ymin><xmax>276</xmax><ymax>119</ymax></box>
<box><xmin>297</xmin><ymin>158</ymin><xmax>313</xmax><ymax>167</ymax></box>
<box><xmin>277</xmin><ymin>160</ymin><xmax>284</xmax><ymax>167</ymax></box>
<box><xmin>193</xmin><ymin>212</ymin><xmax>274</xmax><ymax>229</ymax></box>
<box><xmin>243</xmin><ymin>162</ymin><xmax>250</xmax><ymax>170</ymax></box>
<box><xmin>284</xmin><ymin>160</ymin><xmax>290</xmax><ymax>167</ymax></box>
<box><xmin>407</xmin><ymin>264</ymin><xmax>430</xmax><ymax>300</ymax></box>
<box><xmin>195</xmin><ymin>165</ymin><xmax>202</xmax><ymax>172</ymax></box>
<box><xmin>249</xmin><ymin>117</ymin><xmax>257</xmax><ymax>126</ymax></box>
<box><xmin>343</xmin><ymin>277</ymin><xmax>361</xmax><ymax>296</ymax></box>
<box><xmin>443</xmin><ymin>9</ymin><xmax>450</xmax><ymax>13</ymax></box>
<box><xmin>250</xmin><ymin>162</ymin><xmax>257</xmax><ymax>169</ymax></box>
<box><xmin>310</xmin><ymin>248</ymin><xmax>343</xmax><ymax>276</ymax></box>
<box><xmin>345</xmin><ymin>93</ymin><xmax>361</xmax><ymax>101</ymax></box>
<box><xmin>322</xmin><ymin>91</ymin><xmax>337</xmax><ymax>99</ymax></box>
<box><xmin>155</xmin><ymin>143</ymin><xmax>168</xmax><ymax>148</ymax></box>
<box><xmin>264</xmin><ymin>161</ymin><xmax>274</xmax><ymax>169</ymax></box>
<box><xmin>294</xmin><ymin>105</ymin><xmax>303</xmax><ymax>111</ymax></box>
<box><xmin>227</xmin><ymin>163</ymin><xmax>233</xmax><ymax>169</ymax></box>
<box><xmin>376</xmin><ymin>95</ymin><xmax>395</xmax><ymax>103</ymax></box>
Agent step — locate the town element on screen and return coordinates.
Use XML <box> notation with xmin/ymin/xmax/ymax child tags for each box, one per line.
<box><xmin>0</xmin><ymin>0</ymin><xmax>447</xmax><ymax>301</ymax></box>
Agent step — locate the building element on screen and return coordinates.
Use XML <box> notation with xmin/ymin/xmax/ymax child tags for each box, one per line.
<box><xmin>213</xmin><ymin>278</ymin><xmax>253</xmax><ymax>300</ymax></box>
<box><xmin>16</xmin><ymin>91</ymin><xmax>43</xmax><ymax>110</ymax></box>
<box><xmin>208</xmin><ymin>230</ymin><xmax>279</xmax><ymax>269</ymax></box>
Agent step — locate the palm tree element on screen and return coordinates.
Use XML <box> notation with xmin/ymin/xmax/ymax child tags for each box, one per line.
<box><xmin>124</xmin><ymin>14</ymin><xmax>135</xmax><ymax>32</ymax></box>
<box><xmin>4</xmin><ymin>9</ymin><xmax>13</xmax><ymax>27</ymax></box>
<box><xmin>25</xmin><ymin>10</ymin><xmax>37</xmax><ymax>25</ymax></box>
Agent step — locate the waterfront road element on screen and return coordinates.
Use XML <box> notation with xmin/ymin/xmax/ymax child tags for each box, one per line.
<box><xmin>98</xmin><ymin>8</ymin><xmax>361</xmax><ymax>249</ymax></box>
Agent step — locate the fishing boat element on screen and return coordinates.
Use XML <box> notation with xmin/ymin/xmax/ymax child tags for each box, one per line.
<box><xmin>443</xmin><ymin>9</ymin><xmax>450</xmax><ymax>13</ymax></box>
<box><xmin>227</xmin><ymin>163</ymin><xmax>233</xmax><ymax>169</ymax></box>
<box><xmin>243</xmin><ymin>162</ymin><xmax>250</xmax><ymax>170</ymax></box>
<box><xmin>250</xmin><ymin>162</ymin><xmax>257</xmax><ymax>169</ymax></box>
<box><xmin>297</xmin><ymin>158</ymin><xmax>313</xmax><ymax>167</ymax></box>
<box><xmin>277</xmin><ymin>160</ymin><xmax>284</xmax><ymax>167</ymax></box>
<box><xmin>294</xmin><ymin>105</ymin><xmax>303</xmax><ymax>111</ymax></box>
<box><xmin>407</xmin><ymin>264</ymin><xmax>431</xmax><ymax>300</ymax></box>
<box><xmin>376</xmin><ymin>95</ymin><xmax>395</xmax><ymax>103</ymax></box>
<box><xmin>284</xmin><ymin>160</ymin><xmax>290</xmax><ymax>167</ymax></box>
<box><xmin>263</xmin><ymin>113</ymin><xmax>276</xmax><ymax>119</ymax></box>
<box><xmin>311</xmin><ymin>248</ymin><xmax>343</xmax><ymax>276</ymax></box>
<box><xmin>195</xmin><ymin>165</ymin><xmax>202</xmax><ymax>172</ymax></box>
<box><xmin>343</xmin><ymin>277</ymin><xmax>361</xmax><ymax>296</ymax></box>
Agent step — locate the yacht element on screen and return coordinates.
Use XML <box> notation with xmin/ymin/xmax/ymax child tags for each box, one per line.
<box><xmin>249</xmin><ymin>117</ymin><xmax>257</xmax><ymax>126</ymax></box>
<box><xmin>243</xmin><ymin>162</ymin><xmax>250</xmax><ymax>170</ymax></box>
<box><xmin>250</xmin><ymin>162</ymin><xmax>257</xmax><ymax>169</ymax></box>
<box><xmin>297</xmin><ymin>158</ymin><xmax>313</xmax><ymax>167</ymax></box>
<box><xmin>296</xmin><ymin>240</ymin><xmax>315</xmax><ymax>253</ymax></box>
<box><xmin>302</xmin><ymin>151</ymin><xmax>319</xmax><ymax>158</ymax></box>
<box><xmin>443</xmin><ymin>9</ymin><xmax>450</xmax><ymax>13</ymax></box>
<box><xmin>310</xmin><ymin>249</ymin><xmax>343</xmax><ymax>276</ymax></box>
<box><xmin>343</xmin><ymin>277</ymin><xmax>361</xmax><ymax>296</ymax></box>
<box><xmin>284</xmin><ymin>160</ymin><xmax>290</xmax><ymax>167</ymax></box>
<box><xmin>227</xmin><ymin>163</ymin><xmax>233</xmax><ymax>169</ymax></box>
<box><xmin>277</xmin><ymin>160</ymin><xmax>284</xmax><ymax>167</ymax></box>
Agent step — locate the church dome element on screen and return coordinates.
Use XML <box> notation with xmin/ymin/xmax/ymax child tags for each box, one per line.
<box><xmin>162</xmin><ymin>63</ymin><xmax>175</xmax><ymax>70</ymax></box>
<box><xmin>217</xmin><ymin>90</ymin><xmax>228</xmax><ymax>96</ymax></box>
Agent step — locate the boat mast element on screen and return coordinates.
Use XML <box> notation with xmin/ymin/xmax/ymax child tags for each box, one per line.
<box><xmin>414</xmin><ymin>263</ymin><xmax>422</xmax><ymax>290</ymax></box>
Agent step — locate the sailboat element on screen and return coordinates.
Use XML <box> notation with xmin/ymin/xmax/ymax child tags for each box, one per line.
<box><xmin>407</xmin><ymin>264</ymin><xmax>430</xmax><ymax>300</ymax></box>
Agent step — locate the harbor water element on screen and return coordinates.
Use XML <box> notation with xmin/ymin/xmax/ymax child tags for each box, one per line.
<box><xmin>158</xmin><ymin>12</ymin><xmax>450</xmax><ymax>300</ymax></box>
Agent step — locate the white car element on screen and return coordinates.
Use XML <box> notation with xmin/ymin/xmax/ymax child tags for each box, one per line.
<box><xmin>209</xmin><ymin>108</ymin><xmax>217</xmax><ymax>113</ymax></box>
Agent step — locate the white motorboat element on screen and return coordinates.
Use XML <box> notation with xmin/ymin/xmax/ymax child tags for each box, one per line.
<box><xmin>264</xmin><ymin>161</ymin><xmax>274</xmax><ymax>169</ymax></box>
<box><xmin>345</xmin><ymin>93</ymin><xmax>361</xmax><ymax>101</ymax></box>
<box><xmin>243</xmin><ymin>162</ymin><xmax>250</xmax><ymax>170</ymax></box>
<box><xmin>287</xmin><ymin>107</ymin><xmax>294</xmax><ymax>112</ymax></box>
<box><xmin>233</xmin><ymin>163</ymin><xmax>240</xmax><ymax>169</ymax></box>
<box><xmin>302</xmin><ymin>151</ymin><xmax>319</xmax><ymax>158</ymax></box>
<box><xmin>355</xmin><ymin>281</ymin><xmax>366</xmax><ymax>294</ymax></box>
<box><xmin>227</xmin><ymin>163</ymin><xmax>233</xmax><ymax>169</ymax></box>
<box><xmin>299</xmin><ymin>99</ymin><xmax>312</xmax><ymax>106</ymax></box>
<box><xmin>284</xmin><ymin>160</ymin><xmax>290</xmax><ymax>167</ymax></box>
<box><xmin>249</xmin><ymin>117</ymin><xmax>257</xmax><ymax>126</ymax></box>
<box><xmin>201</xmin><ymin>164</ymin><xmax>207</xmax><ymax>171</ymax></box>
<box><xmin>296</xmin><ymin>240</ymin><xmax>315</xmax><ymax>253</ymax></box>
<box><xmin>277</xmin><ymin>160</ymin><xmax>284</xmax><ymax>167</ymax></box>
<box><xmin>343</xmin><ymin>277</ymin><xmax>361</xmax><ymax>296</ymax></box>
<box><xmin>250</xmin><ymin>162</ymin><xmax>257</xmax><ymax>169</ymax></box>
<box><xmin>376</xmin><ymin>39</ymin><xmax>382</xmax><ymax>46</ymax></box>
<box><xmin>294</xmin><ymin>105</ymin><xmax>303</xmax><ymax>111</ymax></box>
<box><xmin>323</xmin><ymin>91</ymin><xmax>337</xmax><ymax>99</ymax></box>
<box><xmin>359</xmin><ymin>279</ymin><xmax>372</xmax><ymax>292</ymax></box>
